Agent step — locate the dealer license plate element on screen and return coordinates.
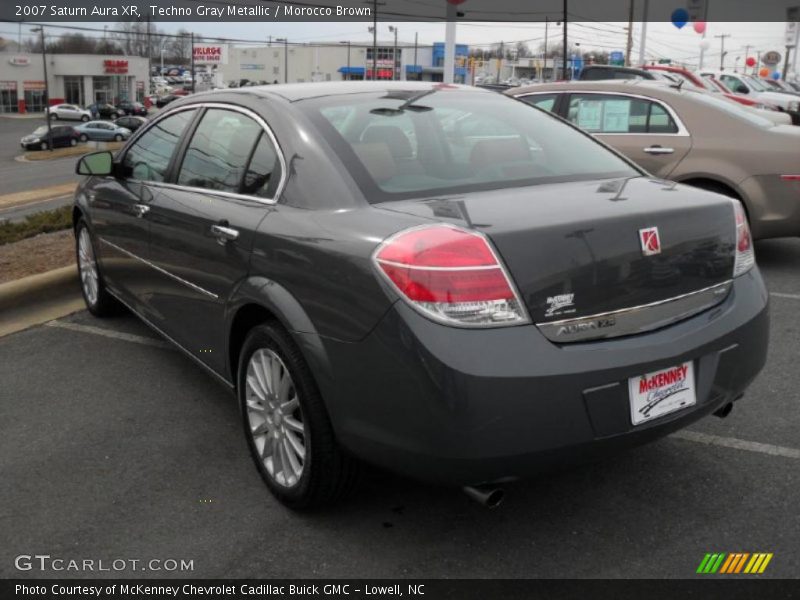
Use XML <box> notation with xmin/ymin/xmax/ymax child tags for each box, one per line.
<box><xmin>628</xmin><ymin>361</ymin><xmax>696</xmax><ymax>426</ymax></box>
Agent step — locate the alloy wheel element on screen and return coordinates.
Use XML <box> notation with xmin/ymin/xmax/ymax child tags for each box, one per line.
<box><xmin>78</xmin><ymin>227</ymin><xmax>99</xmax><ymax>306</ymax></box>
<box><xmin>245</xmin><ymin>349</ymin><xmax>306</xmax><ymax>487</ymax></box>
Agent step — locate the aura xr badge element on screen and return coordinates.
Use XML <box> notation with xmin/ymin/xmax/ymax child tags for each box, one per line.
<box><xmin>639</xmin><ymin>227</ymin><xmax>661</xmax><ymax>256</ymax></box>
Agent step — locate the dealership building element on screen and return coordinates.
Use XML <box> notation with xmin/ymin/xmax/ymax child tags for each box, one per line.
<box><xmin>0</xmin><ymin>53</ymin><xmax>148</xmax><ymax>113</ymax></box>
<box><xmin>217</xmin><ymin>41</ymin><xmax>470</xmax><ymax>85</ymax></box>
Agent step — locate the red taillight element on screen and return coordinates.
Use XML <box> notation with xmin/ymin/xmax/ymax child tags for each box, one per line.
<box><xmin>732</xmin><ymin>201</ymin><xmax>754</xmax><ymax>277</ymax></box>
<box><xmin>373</xmin><ymin>225</ymin><xmax>528</xmax><ymax>327</ymax></box>
<box><xmin>780</xmin><ymin>175</ymin><xmax>800</xmax><ymax>182</ymax></box>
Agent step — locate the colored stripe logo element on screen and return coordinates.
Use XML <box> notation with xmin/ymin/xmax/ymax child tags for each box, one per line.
<box><xmin>697</xmin><ymin>553</ymin><xmax>773</xmax><ymax>574</ymax></box>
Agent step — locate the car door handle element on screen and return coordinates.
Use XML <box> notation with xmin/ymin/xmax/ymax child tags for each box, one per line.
<box><xmin>211</xmin><ymin>224</ymin><xmax>239</xmax><ymax>243</ymax></box>
<box><xmin>643</xmin><ymin>146</ymin><xmax>675</xmax><ymax>155</ymax></box>
<box><xmin>132</xmin><ymin>203</ymin><xmax>150</xmax><ymax>217</ymax></box>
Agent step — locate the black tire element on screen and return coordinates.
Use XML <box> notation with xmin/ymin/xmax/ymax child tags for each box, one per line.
<box><xmin>79</xmin><ymin>134</ymin><xmax>88</xmax><ymax>142</ymax></box>
<box><xmin>75</xmin><ymin>219</ymin><xmax>122</xmax><ymax>317</ymax></box>
<box><xmin>49</xmin><ymin>112</ymin><xmax>58</xmax><ymax>120</ymax></box>
<box><xmin>40</xmin><ymin>142</ymin><xmax>48</xmax><ymax>151</ymax></box>
<box><xmin>81</xmin><ymin>115</ymin><xmax>89</xmax><ymax>122</ymax></box>
<box><xmin>238</xmin><ymin>321</ymin><xmax>359</xmax><ymax>509</ymax></box>
<box><xmin>70</xmin><ymin>138</ymin><xmax>77</xmax><ymax>147</ymax></box>
<box><xmin>114</xmin><ymin>134</ymin><xmax>122</xmax><ymax>142</ymax></box>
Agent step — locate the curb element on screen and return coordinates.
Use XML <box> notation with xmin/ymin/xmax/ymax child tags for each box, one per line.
<box><xmin>0</xmin><ymin>264</ymin><xmax>80</xmax><ymax>313</ymax></box>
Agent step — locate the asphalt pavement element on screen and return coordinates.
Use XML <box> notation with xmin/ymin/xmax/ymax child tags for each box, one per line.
<box><xmin>1</xmin><ymin>237</ymin><xmax>798</xmax><ymax>580</ymax></box>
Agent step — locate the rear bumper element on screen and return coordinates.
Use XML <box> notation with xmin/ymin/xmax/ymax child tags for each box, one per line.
<box><xmin>313</xmin><ymin>269</ymin><xmax>769</xmax><ymax>486</ymax></box>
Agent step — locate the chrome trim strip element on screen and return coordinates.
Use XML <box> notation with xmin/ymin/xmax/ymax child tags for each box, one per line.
<box><xmin>99</xmin><ymin>237</ymin><xmax>219</xmax><ymax>300</ymax></box>
<box><xmin>120</xmin><ymin>102</ymin><xmax>287</xmax><ymax>206</ymax></box>
<box><xmin>105</xmin><ymin>287</ymin><xmax>234</xmax><ymax>389</ymax></box>
<box><xmin>536</xmin><ymin>280</ymin><xmax>733</xmax><ymax>343</ymax></box>
<box><xmin>513</xmin><ymin>90</ymin><xmax>691</xmax><ymax>137</ymax></box>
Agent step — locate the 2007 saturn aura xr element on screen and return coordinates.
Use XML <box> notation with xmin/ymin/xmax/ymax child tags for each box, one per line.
<box><xmin>72</xmin><ymin>82</ymin><xmax>769</xmax><ymax>508</ymax></box>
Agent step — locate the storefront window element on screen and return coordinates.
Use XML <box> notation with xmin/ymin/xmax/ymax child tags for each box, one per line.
<box><xmin>0</xmin><ymin>82</ymin><xmax>18</xmax><ymax>114</ymax></box>
<box><xmin>24</xmin><ymin>90</ymin><xmax>46</xmax><ymax>113</ymax></box>
<box><xmin>63</xmin><ymin>76</ymin><xmax>84</xmax><ymax>106</ymax></box>
<box><xmin>93</xmin><ymin>76</ymin><xmax>130</xmax><ymax>103</ymax></box>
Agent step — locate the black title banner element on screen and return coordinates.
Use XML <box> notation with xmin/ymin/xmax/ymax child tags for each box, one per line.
<box><xmin>4</xmin><ymin>579</ymin><xmax>800</xmax><ymax>600</ymax></box>
<box><xmin>1</xmin><ymin>0</ymin><xmax>798</xmax><ymax>23</ymax></box>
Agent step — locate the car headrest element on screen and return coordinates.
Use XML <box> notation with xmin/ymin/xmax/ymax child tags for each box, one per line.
<box><xmin>352</xmin><ymin>143</ymin><xmax>397</xmax><ymax>184</ymax></box>
<box><xmin>469</xmin><ymin>137</ymin><xmax>531</xmax><ymax>170</ymax></box>
<box><xmin>362</xmin><ymin>126</ymin><xmax>414</xmax><ymax>160</ymax></box>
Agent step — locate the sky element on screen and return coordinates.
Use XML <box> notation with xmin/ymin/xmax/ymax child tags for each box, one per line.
<box><xmin>2</xmin><ymin>20</ymin><xmax>795</xmax><ymax>75</ymax></box>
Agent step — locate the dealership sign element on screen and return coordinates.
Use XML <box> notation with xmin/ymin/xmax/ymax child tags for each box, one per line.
<box><xmin>761</xmin><ymin>51</ymin><xmax>782</xmax><ymax>66</ymax></box>
<box><xmin>104</xmin><ymin>60</ymin><xmax>129</xmax><ymax>74</ymax></box>
<box><xmin>8</xmin><ymin>56</ymin><xmax>30</xmax><ymax>66</ymax></box>
<box><xmin>193</xmin><ymin>45</ymin><xmax>228</xmax><ymax>65</ymax></box>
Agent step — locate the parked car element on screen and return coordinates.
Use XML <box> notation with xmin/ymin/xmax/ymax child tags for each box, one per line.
<box><xmin>156</xmin><ymin>94</ymin><xmax>180</xmax><ymax>108</ymax></box>
<box><xmin>643</xmin><ymin>66</ymin><xmax>778</xmax><ymax>109</ymax></box>
<box><xmin>114</xmin><ymin>115</ymin><xmax>148</xmax><ymax>132</ymax></box>
<box><xmin>86</xmin><ymin>102</ymin><xmax>123</xmax><ymax>119</ymax></box>
<box><xmin>74</xmin><ymin>121</ymin><xmax>132</xmax><ymax>142</ymax></box>
<box><xmin>579</xmin><ymin>65</ymin><xmax>657</xmax><ymax>81</ymax></box>
<box><xmin>20</xmin><ymin>124</ymin><xmax>80</xmax><ymax>150</ymax></box>
<box><xmin>698</xmin><ymin>70</ymin><xmax>800</xmax><ymax>123</ymax></box>
<box><xmin>115</xmin><ymin>101</ymin><xmax>148</xmax><ymax>116</ymax></box>
<box><xmin>45</xmin><ymin>103</ymin><xmax>91</xmax><ymax>122</ymax></box>
<box><xmin>72</xmin><ymin>82</ymin><xmax>768</xmax><ymax>508</ymax></box>
<box><xmin>508</xmin><ymin>80</ymin><xmax>800</xmax><ymax>239</ymax></box>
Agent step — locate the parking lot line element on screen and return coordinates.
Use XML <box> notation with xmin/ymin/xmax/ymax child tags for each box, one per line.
<box><xmin>671</xmin><ymin>430</ymin><xmax>800</xmax><ymax>460</ymax></box>
<box><xmin>45</xmin><ymin>319</ymin><xmax>172</xmax><ymax>349</ymax></box>
<box><xmin>770</xmin><ymin>292</ymin><xmax>800</xmax><ymax>301</ymax></box>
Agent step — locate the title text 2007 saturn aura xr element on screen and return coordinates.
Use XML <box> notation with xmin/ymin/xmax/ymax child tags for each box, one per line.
<box><xmin>72</xmin><ymin>82</ymin><xmax>768</xmax><ymax>508</ymax></box>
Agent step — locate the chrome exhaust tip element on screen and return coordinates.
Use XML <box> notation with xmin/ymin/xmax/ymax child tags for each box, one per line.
<box><xmin>463</xmin><ymin>485</ymin><xmax>505</xmax><ymax>508</ymax></box>
<box><xmin>713</xmin><ymin>402</ymin><xmax>734</xmax><ymax>418</ymax></box>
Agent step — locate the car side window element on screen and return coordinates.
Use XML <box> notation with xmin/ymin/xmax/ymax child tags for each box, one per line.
<box><xmin>177</xmin><ymin>108</ymin><xmax>262</xmax><ymax>193</ymax></box>
<box><xmin>647</xmin><ymin>103</ymin><xmax>679</xmax><ymax>134</ymax></box>
<box><xmin>567</xmin><ymin>95</ymin><xmax>649</xmax><ymax>133</ymax></box>
<box><xmin>123</xmin><ymin>109</ymin><xmax>196</xmax><ymax>182</ymax></box>
<box><xmin>517</xmin><ymin>94</ymin><xmax>558</xmax><ymax>113</ymax></box>
<box><xmin>241</xmin><ymin>132</ymin><xmax>282</xmax><ymax>199</ymax></box>
<box><xmin>720</xmin><ymin>75</ymin><xmax>745</xmax><ymax>93</ymax></box>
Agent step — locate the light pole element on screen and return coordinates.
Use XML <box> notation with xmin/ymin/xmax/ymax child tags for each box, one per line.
<box><xmin>276</xmin><ymin>38</ymin><xmax>288</xmax><ymax>83</ymax></box>
<box><xmin>339</xmin><ymin>40</ymin><xmax>351</xmax><ymax>80</ymax></box>
<box><xmin>388</xmin><ymin>26</ymin><xmax>398</xmax><ymax>81</ymax></box>
<box><xmin>368</xmin><ymin>26</ymin><xmax>377</xmax><ymax>80</ymax></box>
<box><xmin>30</xmin><ymin>27</ymin><xmax>52</xmax><ymax>151</ymax></box>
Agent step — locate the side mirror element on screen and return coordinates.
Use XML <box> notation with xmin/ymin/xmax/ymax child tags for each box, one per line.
<box><xmin>736</xmin><ymin>84</ymin><xmax>749</xmax><ymax>94</ymax></box>
<box><xmin>76</xmin><ymin>151</ymin><xmax>113</xmax><ymax>176</ymax></box>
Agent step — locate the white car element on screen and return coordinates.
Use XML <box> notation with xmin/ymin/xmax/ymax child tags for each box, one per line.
<box><xmin>700</xmin><ymin>70</ymin><xmax>800</xmax><ymax>113</ymax></box>
<box><xmin>45</xmin><ymin>103</ymin><xmax>92</xmax><ymax>122</ymax></box>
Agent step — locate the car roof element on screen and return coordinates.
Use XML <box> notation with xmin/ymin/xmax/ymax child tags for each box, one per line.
<box><xmin>188</xmin><ymin>81</ymin><xmax>488</xmax><ymax>103</ymax></box>
<box><xmin>509</xmin><ymin>79</ymin><xmax>691</xmax><ymax>98</ymax></box>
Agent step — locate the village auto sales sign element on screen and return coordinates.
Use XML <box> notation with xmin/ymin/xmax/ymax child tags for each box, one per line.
<box><xmin>193</xmin><ymin>45</ymin><xmax>228</xmax><ymax>65</ymax></box>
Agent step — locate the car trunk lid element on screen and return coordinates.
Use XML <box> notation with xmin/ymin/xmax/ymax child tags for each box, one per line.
<box><xmin>375</xmin><ymin>177</ymin><xmax>736</xmax><ymax>341</ymax></box>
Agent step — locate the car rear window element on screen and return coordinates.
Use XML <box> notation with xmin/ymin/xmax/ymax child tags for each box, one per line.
<box><xmin>299</xmin><ymin>89</ymin><xmax>639</xmax><ymax>202</ymax></box>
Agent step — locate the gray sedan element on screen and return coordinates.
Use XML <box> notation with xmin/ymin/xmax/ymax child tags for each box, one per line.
<box><xmin>74</xmin><ymin>121</ymin><xmax>131</xmax><ymax>142</ymax></box>
<box><xmin>71</xmin><ymin>82</ymin><xmax>768</xmax><ymax>509</ymax></box>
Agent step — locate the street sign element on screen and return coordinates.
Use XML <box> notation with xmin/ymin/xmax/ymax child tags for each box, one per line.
<box><xmin>761</xmin><ymin>50</ymin><xmax>782</xmax><ymax>65</ymax></box>
<box><xmin>609</xmin><ymin>51</ymin><xmax>624</xmax><ymax>66</ymax></box>
<box><xmin>658</xmin><ymin>58</ymin><xmax>672</xmax><ymax>64</ymax></box>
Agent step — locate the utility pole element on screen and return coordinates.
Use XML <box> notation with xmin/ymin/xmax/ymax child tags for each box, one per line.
<box><xmin>32</xmin><ymin>26</ymin><xmax>52</xmax><ymax>150</ymax></box>
<box><xmin>444</xmin><ymin>0</ymin><xmax>457</xmax><ymax>84</ymax></box>
<box><xmin>542</xmin><ymin>17</ymin><xmax>548</xmax><ymax>82</ymax></box>
<box><xmin>372</xmin><ymin>0</ymin><xmax>377</xmax><ymax>80</ymax></box>
<box><xmin>715</xmin><ymin>33</ymin><xmax>731</xmax><ymax>70</ymax></box>
<box><xmin>625</xmin><ymin>0</ymin><xmax>634</xmax><ymax>66</ymax></box>
<box><xmin>697</xmin><ymin>0</ymin><xmax>710</xmax><ymax>69</ymax></box>
<box><xmin>637</xmin><ymin>0</ymin><xmax>649</xmax><ymax>66</ymax></box>
<box><xmin>562</xmin><ymin>0</ymin><xmax>568</xmax><ymax>80</ymax></box>
<box><xmin>275</xmin><ymin>38</ymin><xmax>288</xmax><ymax>83</ymax></box>
<box><xmin>742</xmin><ymin>44</ymin><xmax>752</xmax><ymax>74</ymax></box>
<box><xmin>146</xmin><ymin>16</ymin><xmax>152</xmax><ymax>94</ymax></box>
<box><xmin>190</xmin><ymin>32</ymin><xmax>195</xmax><ymax>93</ymax></box>
<box><xmin>414</xmin><ymin>31</ymin><xmax>418</xmax><ymax>78</ymax></box>
<box><xmin>389</xmin><ymin>26</ymin><xmax>398</xmax><ymax>81</ymax></box>
<box><xmin>783</xmin><ymin>44</ymin><xmax>794</xmax><ymax>79</ymax></box>
<box><xmin>340</xmin><ymin>41</ymin><xmax>351</xmax><ymax>80</ymax></box>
